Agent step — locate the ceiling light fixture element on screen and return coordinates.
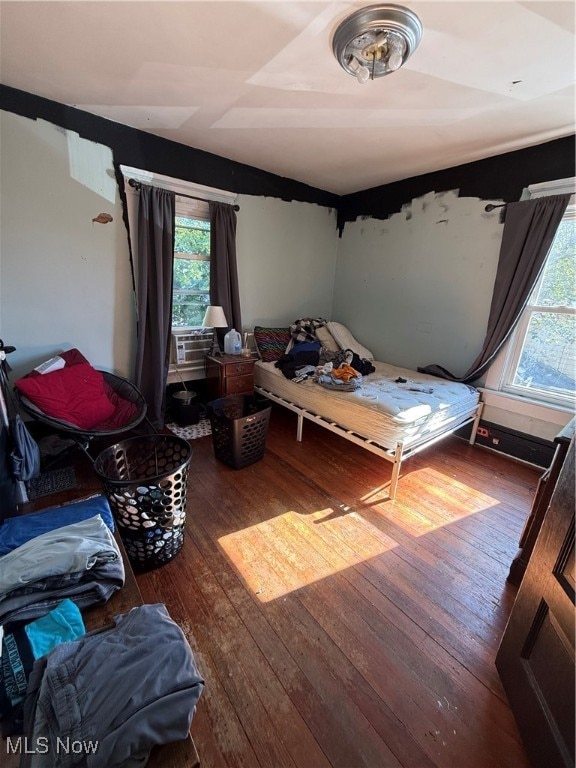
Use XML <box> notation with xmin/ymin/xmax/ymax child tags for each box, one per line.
<box><xmin>332</xmin><ymin>4</ymin><xmax>423</xmax><ymax>83</ymax></box>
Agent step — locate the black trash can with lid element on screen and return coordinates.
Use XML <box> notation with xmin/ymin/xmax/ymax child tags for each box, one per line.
<box><xmin>94</xmin><ymin>434</ymin><xmax>192</xmax><ymax>570</ymax></box>
<box><xmin>172</xmin><ymin>390</ymin><xmax>200</xmax><ymax>426</ymax></box>
<box><xmin>207</xmin><ymin>394</ymin><xmax>272</xmax><ymax>469</ymax></box>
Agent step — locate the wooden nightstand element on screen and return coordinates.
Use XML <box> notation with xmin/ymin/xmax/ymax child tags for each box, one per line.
<box><xmin>205</xmin><ymin>354</ymin><xmax>257</xmax><ymax>399</ymax></box>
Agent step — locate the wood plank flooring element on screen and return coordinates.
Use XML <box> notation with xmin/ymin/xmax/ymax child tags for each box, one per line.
<box><xmin>20</xmin><ymin>405</ymin><xmax>541</xmax><ymax>767</ymax></box>
<box><xmin>138</xmin><ymin>407</ymin><xmax>538</xmax><ymax>768</ymax></box>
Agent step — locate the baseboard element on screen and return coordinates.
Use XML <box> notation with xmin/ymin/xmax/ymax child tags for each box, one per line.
<box><xmin>456</xmin><ymin>420</ymin><xmax>555</xmax><ymax>468</ymax></box>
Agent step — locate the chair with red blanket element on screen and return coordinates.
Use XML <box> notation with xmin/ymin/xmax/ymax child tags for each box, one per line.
<box><xmin>13</xmin><ymin>349</ymin><xmax>148</xmax><ymax>462</ymax></box>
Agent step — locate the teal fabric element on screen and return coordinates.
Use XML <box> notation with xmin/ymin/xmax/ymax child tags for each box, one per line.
<box><xmin>24</xmin><ymin>598</ymin><xmax>85</xmax><ymax>659</ymax></box>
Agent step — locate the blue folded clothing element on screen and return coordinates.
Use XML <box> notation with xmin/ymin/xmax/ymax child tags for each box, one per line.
<box><xmin>0</xmin><ymin>599</ymin><xmax>85</xmax><ymax>736</ymax></box>
<box><xmin>0</xmin><ymin>495</ymin><xmax>114</xmax><ymax>556</ymax></box>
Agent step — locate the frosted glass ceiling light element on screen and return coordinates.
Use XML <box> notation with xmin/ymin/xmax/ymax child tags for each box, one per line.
<box><xmin>332</xmin><ymin>4</ymin><xmax>422</xmax><ymax>82</ymax></box>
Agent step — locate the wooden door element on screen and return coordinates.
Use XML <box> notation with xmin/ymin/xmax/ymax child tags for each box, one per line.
<box><xmin>496</xmin><ymin>437</ymin><xmax>575</xmax><ymax>768</ymax></box>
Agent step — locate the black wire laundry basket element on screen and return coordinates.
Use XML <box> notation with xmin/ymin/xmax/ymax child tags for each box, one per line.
<box><xmin>94</xmin><ymin>434</ymin><xmax>192</xmax><ymax>570</ymax></box>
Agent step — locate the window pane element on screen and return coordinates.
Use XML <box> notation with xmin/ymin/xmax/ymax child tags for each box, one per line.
<box><xmin>534</xmin><ymin>218</ymin><xmax>576</xmax><ymax>308</ymax></box>
<box><xmin>173</xmin><ymin>215</ymin><xmax>210</xmax><ymax>328</ymax></box>
<box><xmin>175</xmin><ymin>217</ymin><xmax>210</xmax><ymax>256</ymax></box>
<box><xmin>513</xmin><ymin>311</ymin><xmax>576</xmax><ymax>398</ymax></box>
<box><xmin>172</xmin><ymin>294</ymin><xmax>210</xmax><ymax>327</ymax></box>
<box><xmin>173</xmin><ymin>257</ymin><xmax>210</xmax><ymax>292</ymax></box>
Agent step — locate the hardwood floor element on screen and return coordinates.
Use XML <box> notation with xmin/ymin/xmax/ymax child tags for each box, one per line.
<box><xmin>20</xmin><ymin>405</ymin><xmax>540</xmax><ymax>768</ymax></box>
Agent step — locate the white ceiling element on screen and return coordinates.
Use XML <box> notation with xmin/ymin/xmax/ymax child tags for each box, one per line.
<box><xmin>1</xmin><ymin>1</ymin><xmax>574</xmax><ymax>195</ymax></box>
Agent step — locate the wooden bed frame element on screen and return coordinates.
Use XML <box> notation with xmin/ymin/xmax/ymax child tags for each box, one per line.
<box><xmin>255</xmin><ymin>384</ymin><xmax>483</xmax><ymax>500</ymax></box>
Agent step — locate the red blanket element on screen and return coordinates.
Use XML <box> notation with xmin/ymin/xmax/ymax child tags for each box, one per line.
<box><xmin>16</xmin><ymin>349</ymin><xmax>138</xmax><ymax>430</ymax></box>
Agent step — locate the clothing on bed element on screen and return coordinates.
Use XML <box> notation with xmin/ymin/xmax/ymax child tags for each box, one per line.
<box><xmin>327</xmin><ymin>322</ymin><xmax>374</xmax><ymax>360</ymax></box>
<box><xmin>346</xmin><ymin>352</ymin><xmax>375</xmax><ymax>376</ymax></box>
<box><xmin>331</xmin><ymin>364</ymin><xmax>361</xmax><ymax>382</ymax></box>
<box><xmin>289</xmin><ymin>318</ymin><xmax>327</xmax><ymax>344</ymax></box>
<box><xmin>255</xmin><ymin>358</ymin><xmax>480</xmax><ymax>446</ymax></box>
<box><xmin>285</xmin><ymin>319</ymin><xmax>375</xmax><ymax>375</ymax></box>
<box><xmin>276</xmin><ymin>341</ymin><xmax>376</xmax><ymax>382</ymax></box>
<box><xmin>316</xmin><ymin>377</ymin><xmax>360</xmax><ymax>392</ymax></box>
<box><xmin>275</xmin><ymin>345</ymin><xmax>321</xmax><ymax>379</ymax></box>
<box><xmin>318</xmin><ymin>348</ymin><xmax>349</xmax><ymax>368</ymax></box>
<box><xmin>315</xmin><ymin>361</ymin><xmax>362</xmax><ymax>390</ymax></box>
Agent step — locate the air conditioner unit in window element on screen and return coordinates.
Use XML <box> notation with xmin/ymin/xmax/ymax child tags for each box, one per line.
<box><xmin>170</xmin><ymin>330</ymin><xmax>213</xmax><ymax>372</ymax></box>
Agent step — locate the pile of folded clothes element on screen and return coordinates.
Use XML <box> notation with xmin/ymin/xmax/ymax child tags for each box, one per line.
<box><xmin>0</xmin><ymin>495</ymin><xmax>123</xmax><ymax>738</ymax></box>
<box><xmin>0</xmin><ymin>498</ymin><xmax>204</xmax><ymax>765</ymax></box>
<box><xmin>1</xmin><ymin>598</ymin><xmax>86</xmax><ymax>736</ymax></box>
<box><xmin>0</xmin><ymin>496</ymin><xmax>124</xmax><ymax>627</ymax></box>
<box><xmin>20</xmin><ymin>603</ymin><xmax>204</xmax><ymax>768</ymax></box>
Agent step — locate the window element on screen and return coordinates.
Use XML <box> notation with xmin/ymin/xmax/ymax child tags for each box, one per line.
<box><xmin>499</xmin><ymin>199</ymin><xmax>575</xmax><ymax>408</ymax></box>
<box><xmin>121</xmin><ymin>165</ymin><xmax>237</xmax><ymax>330</ymax></box>
<box><xmin>172</xmin><ymin>209</ymin><xmax>210</xmax><ymax>328</ymax></box>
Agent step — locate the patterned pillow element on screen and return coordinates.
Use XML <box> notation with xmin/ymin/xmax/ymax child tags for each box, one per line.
<box><xmin>253</xmin><ymin>326</ymin><xmax>291</xmax><ymax>362</ymax></box>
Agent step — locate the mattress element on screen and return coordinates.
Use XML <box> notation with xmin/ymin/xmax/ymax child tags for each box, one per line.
<box><xmin>255</xmin><ymin>360</ymin><xmax>480</xmax><ymax>449</ymax></box>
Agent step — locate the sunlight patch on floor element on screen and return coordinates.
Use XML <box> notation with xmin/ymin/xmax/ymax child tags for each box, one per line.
<box><xmin>218</xmin><ymin>507</ymin><xmax>399</xmax><ymax>602</ymax></box>
<box><xmin>359</xmin><ymin>466</ymin><xmax>500</xmax><ymax>536</ymax></box>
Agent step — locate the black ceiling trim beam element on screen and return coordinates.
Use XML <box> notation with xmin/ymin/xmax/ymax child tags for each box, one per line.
<box><xmin>337</xmin><ymin>136</ymin><xmax>575</xmax><ymax>235</ymax></box>
<box><xmin>0</xmin><ymin>84</ymin><xmax>340</xmax><ymax>210</ymax></box>
<box><xmin>1</xmin><ymin>85</ymin><xmax>573</xmax><ymax>238</ymax></box>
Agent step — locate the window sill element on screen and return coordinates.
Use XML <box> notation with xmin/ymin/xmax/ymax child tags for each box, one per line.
<box><xmin>478</xmin><ymin>387</ymin><xmax>574</xmax><ymax>428</ymax></box>
<box><xmin>167</xmin><ymin>364</ymin><xmax>206</xmax><ymax>385</ymax></box>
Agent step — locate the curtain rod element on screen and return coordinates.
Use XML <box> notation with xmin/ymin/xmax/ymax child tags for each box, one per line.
<box><xmin>484</xmin><ymin>203</ymin><xmax>507</xmax><ymax>212</ymax></box>
<box><xmin>128</xmin><ymin>178</ymin><xmax>240</xmax><ymax>211</ymax></box>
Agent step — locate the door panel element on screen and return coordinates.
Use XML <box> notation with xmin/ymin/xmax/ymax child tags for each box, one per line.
<box><xmin>496</xmin><ymin>437</ymin><xmax>575</xmax><ymax>768</ymax></box>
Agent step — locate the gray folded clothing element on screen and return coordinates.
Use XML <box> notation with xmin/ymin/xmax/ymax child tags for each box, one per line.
<box><xmin>0</xmin><ymin>515</ymin><xmax>120</xmax><ymax>599</ymax></box>
<box><xmin>22</xmin><ymin>603</ymin><xmax>204</xmax><ymax>768</ymax></box>
<box><xmin>0</xmin><ymin>516</ymin><xmax>124</xmax><ymax>625</ymax></box>
<box><xmin>0</xmin><ymin>558</ymin><xmax>125</xmax><ymax>626</ymax></box>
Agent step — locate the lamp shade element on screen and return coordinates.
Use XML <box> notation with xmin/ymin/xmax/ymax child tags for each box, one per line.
<box><xmin>203</xmin><ymin>305</ymin><xmax>228</xmax><ymax>328</ymax></box>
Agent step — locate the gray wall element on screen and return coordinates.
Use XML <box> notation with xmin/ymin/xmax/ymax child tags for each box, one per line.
<box><xmin>0</xmin><ymin>108</ymin><xmax>569</xmax><ymax>441</ymax></box>
<box><xmin>332</xmin><ymin>188</ymin><xmax>573</xmax><ymax>440</ymax></box>
<box><xmin>0</xmin><ymin>110</ymin><xmax>337</xmax><ymax>379</ymax></box>
<box><xmin>237</xmin><ymin>194</ymin><xmax>337</xmax><ymax>331</ymax></box>
<box><xmin>333</xmin><ymin>189</ymin><xmax>503</xmax><ymax>374</ymax></box>
<box><xmin>0</xmin><ymin>111</ymin><xmax>135</xmax><ymax>380</ymax></box>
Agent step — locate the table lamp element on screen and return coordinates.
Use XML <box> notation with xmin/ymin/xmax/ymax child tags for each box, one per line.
<box><xmin>203</xmin><ymin>305</ymin><xmax>228</xmax><ymax>356</ymax></box>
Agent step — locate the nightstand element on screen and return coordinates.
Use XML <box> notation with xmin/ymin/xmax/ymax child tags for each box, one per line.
<box><xmin>205</xmin><ymin>354</ymin><xmax>257</xmax><ymax>399</ymax></box>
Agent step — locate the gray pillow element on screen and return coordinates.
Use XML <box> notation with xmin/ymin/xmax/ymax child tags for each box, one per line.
<box><xmin>316</xmin><ymin>325</ymin><xmax>340</xmax><ymax>353</ymax></box>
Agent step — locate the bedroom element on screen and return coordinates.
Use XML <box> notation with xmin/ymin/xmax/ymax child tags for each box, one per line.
<box><xmin>0</xmin><ymin>1</ymin><xmax>575</xmax><ymax>767</ymax></box>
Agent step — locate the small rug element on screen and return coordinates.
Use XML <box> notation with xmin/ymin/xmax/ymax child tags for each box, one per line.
<box><xmin>28</xmin><ymin>466</ymin><xmax>77</xmax><ymax>500</ymax></box>
<box><xmin>166</xmin><ymin>417</ymin><xmax>212</xmax><ymax>440</ymax></box>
